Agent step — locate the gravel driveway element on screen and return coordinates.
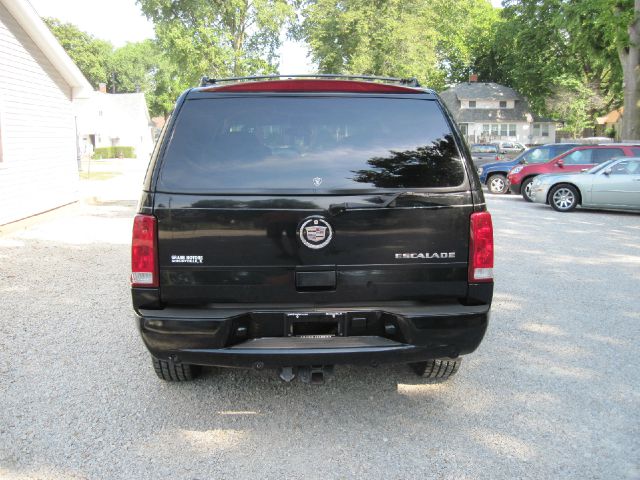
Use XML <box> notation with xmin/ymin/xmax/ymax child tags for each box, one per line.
<box><xmin>1</xmin><ymin>194</ymin><xmax>638</xmax><ymax>479</ymax></box>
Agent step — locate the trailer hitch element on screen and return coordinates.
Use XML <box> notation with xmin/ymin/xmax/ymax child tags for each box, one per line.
<box><xmin>298</xmin><ymin>365</ymin><xmax>334</xmax><ymax>384</ymax></box>
<box><xmin>277</xmin><ymin>365</ymin><xmax>334</xmax><ymax>384</ymax></box>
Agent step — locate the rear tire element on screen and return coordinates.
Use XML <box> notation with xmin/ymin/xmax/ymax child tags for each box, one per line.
<box><xmin>152</xmin><ymin>357</ymin><xmax>199</xmax><ymax>381</ymax></box>
<box><xmin>521</xmin><ymin>177</ymin><xmax>535</xmax><ymax>202</ymax></box>
<box><xmin>549</xmin><ymin>184</ymin><xmax>579</xmax><ymax>212</ymax></box>
<box><xmin>487</xmin><ymin>174</ymin><xmax>509</xmax><ymax>194</ymax></box>
<box><xmin>409</xmin><ymin>358</ymin><xmax>461</xmax><ymax>382</ymax></box>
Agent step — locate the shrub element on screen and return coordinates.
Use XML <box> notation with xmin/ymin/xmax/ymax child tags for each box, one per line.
<box><xmin>92</xmin><ymin>146</ymin><xmax>136</xmax><ymax>159</ymax></box>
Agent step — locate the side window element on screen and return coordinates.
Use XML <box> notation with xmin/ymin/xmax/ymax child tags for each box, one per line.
<box><xmin>563</xmin><ymin>149</ymin><xmax>593</xmax><ymax>165</ymax></box>
<box><xmin>524</xmin><ymin>148</ymin><xmax>544</xmax><ymax>162</ymax></box>
<box><xmin>631</xmin><ymin>147</ymin><xmax>640</xmax><ymax>156</ymax></box>
<box><xmin>593</xmin><ymin>148</ymin><xmax>625</xmax><ymax>164</ymax></box>
<box><xmin>611</xmin><ymin>159</ymin><xmax>640</xmax><ymax>175</ymax></box>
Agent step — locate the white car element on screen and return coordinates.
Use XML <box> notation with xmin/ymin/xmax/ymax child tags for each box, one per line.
<box><xmin>530</xmin><ymin>158</ymin><xmax>640</xmax><ymax>212</ymax></box>
<box><xmin>490</xmin><ymin>141</ymin><xmax>527</xmax><ymax>154</ymax></box>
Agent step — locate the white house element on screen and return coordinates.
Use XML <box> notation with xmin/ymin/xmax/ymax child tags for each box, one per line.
<box><xmin>0</xmin><ymin>0</ymin><xmax>92</xmax><ymax>225</ymax></box>
<box><xmin>75</xmin><ymin>86</ymin><xmax>155</xmax><ymax>160</ymax></box>
<box><xmin>440</xmin><ymin>81</ymin><xmax>556</xmax><ymax>146</ymax></box>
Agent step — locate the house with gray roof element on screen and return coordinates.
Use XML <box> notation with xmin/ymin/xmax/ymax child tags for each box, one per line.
<box><xmin>440</xmin><ymin>81</ymin><xmax>556</xmax><ymax>145</ymax></box>
<box><xmin>75</xmin><ymin>86</ymin><xmax>155</xmax><ymax>160</ymax></box>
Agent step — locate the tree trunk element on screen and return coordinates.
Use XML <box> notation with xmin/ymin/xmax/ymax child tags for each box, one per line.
<box><xmin>619</xmin><ymin>0</ymin><xmax>640</xmax><ymax>140</ymax></box>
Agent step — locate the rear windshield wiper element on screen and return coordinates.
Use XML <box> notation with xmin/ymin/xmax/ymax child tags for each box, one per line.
<box><xmin>328</xmin><ymin>192</ymin><xmax>410</xmax><ymax>215</ymax></box>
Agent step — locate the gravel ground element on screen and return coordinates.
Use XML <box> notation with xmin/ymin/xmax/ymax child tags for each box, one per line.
<box><xmin>0</xmin><ymin>194</ymin><xmax>639</xmax><ymax>479</ymax></box>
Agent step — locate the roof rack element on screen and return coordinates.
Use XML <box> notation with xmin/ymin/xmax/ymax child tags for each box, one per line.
<box><xmin>200</xmin><ymin>74</ymin><xmax>421</xmax><ymax>88</ymax></box>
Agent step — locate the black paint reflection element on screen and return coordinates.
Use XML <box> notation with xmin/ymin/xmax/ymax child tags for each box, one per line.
<box><xmin>192</xmin><ymin>199</ymin><xmax>319</xmax><ymax>209</ymax></box>
<box><xmin>350</xmin><ymin>135</ymin><xmax>464</xmax><ymax>188</ymax></box>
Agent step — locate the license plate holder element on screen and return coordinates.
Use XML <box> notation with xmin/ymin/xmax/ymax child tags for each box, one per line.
<box><xmin>285</xmin><ymin>312</ymin><xmax>345</xmax><ymax>337</ymax></box>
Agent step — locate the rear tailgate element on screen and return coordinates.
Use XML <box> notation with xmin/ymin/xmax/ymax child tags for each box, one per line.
<box><xmin>155</xmin><ymin>192</ymin><xmax>471</xmax><ymax>304</ymax></box>
<box><xmin>153</xmin><ymin>92</ymin><xmax>472</xmax><ymax>306</ymax></box>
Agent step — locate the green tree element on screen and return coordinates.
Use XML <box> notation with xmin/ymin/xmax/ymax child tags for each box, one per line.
<box><xmin>476</xmin><ymin>0</ymin><xmax>637</xmax><ymax>137</ymax></box>
<box><xmin>295</xmin><ymin>0</ymin><xmax>499</xmax><ymax>90</ymax></box>
<box><xmin>45</xmin><ymin>17</ymin><xmax>177</xmax><ymax>117</ymax></box>
<box><xmin>546</xmin><ymin>77</ymin><xmax>606</xmax><ymax>138</ymax></box>
<box><xmin>561</xmin><ymin>0</ymin><xmax>638</xmax><ymax>139</ymax></box>
<box><xmin>136</xmin><ymin>0</ymin><xmax>295</xmax><ymax>85</ymax></box>
<box><xmin>146</xmin><ymin>54</ymin><xmax>185</xmax><ymax>117</ymax></box>
<box><xmin>111</xmin><ymin>40</ymin><xmax>159</xmax><ymax>93</ymax></box>
<box><xmin>111</xmin><ymin>40</ymin><xmax>179</xmax><ymax>117</ymax></box>
<box><xmin>43</xmin><ymin>17</ymin><xmax>113</xmax><ymax>88</ymax></box>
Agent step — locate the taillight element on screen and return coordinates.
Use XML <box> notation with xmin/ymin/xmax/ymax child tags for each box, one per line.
<box><xmin>131</xmin><ymin>214</ymin><xmax>158</xmax><ymax>287</ymax></box>
<box><xmin>469</xmin><ymin>211</ymin><xmax>494</xmax><ymax>282</ymax></box>
<box><xmin>203</xmin><ymin>79</ymin><xmax>420</xmax><ymax>93</ymax></box>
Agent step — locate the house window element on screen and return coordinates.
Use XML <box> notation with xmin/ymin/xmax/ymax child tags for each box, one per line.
<box><xmin>481</xmin><ymin>123</ymin><xmax>517</xmax><ymax>138</ymax></box>
<box><xmin>459</xmin><ymin>123</ymin><xmax>468</xmax><ymax>136</ymax></box>
<box><xmin>499</xmin><ymin>101</ymin><xmax>507</xmax><ymax>108</ymax></box>
<box><xmin>533</xmin><ymin>123</ymin><xmax>550</xmax><ymax>137</ymax></box>
<box><xmin>468</xmin><ymin>101</ymin><xmax>476</xmax><ymax>108</ymax></box>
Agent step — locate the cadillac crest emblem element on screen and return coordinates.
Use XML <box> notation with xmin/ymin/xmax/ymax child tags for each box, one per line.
<box><xmin>298</xmin><ymin>216</ymin><xmax>333</xmax><ymax>249</ymax></box>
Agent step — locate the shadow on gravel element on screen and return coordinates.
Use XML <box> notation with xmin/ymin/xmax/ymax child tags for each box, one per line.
<box><xmin>1</xmin><ymin>202</ymin><xmax>639</xmax><ymax>479</ymax></box>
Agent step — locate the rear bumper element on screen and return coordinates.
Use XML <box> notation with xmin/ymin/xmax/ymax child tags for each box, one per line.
<box><xmin>135</xmin><ymin>302</ymin><xmax>490</xmax><ymax>368</ymax></box>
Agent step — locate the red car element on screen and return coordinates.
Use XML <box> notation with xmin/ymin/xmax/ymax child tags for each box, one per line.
<box><xmin>508</xmin><ymin>144</ymin><xmax>640</xmax><ymax>201</ymax></box>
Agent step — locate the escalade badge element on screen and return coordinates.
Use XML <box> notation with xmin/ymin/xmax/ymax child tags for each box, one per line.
<box><xmin>299</xmin><ymin>217</ymin><xmax>333</xmax><ymax>250</ymax></box>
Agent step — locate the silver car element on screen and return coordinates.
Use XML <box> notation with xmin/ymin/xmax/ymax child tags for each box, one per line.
<box><xmin>530</xmin><ymin>157</ymin><xmax>640</xmax><ymax>212</ymax></box>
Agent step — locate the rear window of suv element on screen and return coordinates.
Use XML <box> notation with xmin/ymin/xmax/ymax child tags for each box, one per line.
<box><xmin>158</xmin><ymin>96</ymin><xmax>465</xmax><ymax>192</ymax></box>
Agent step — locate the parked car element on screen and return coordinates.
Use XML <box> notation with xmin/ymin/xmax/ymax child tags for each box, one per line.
<box><xmin>131</xmin><ymin>75</ymin><xmax>494</xmax><ymax>384</ymax></box>
<box><xmin>490</xmin><ymin>141</ymin><xmax>527</xmax><ymax>155</ymax></box>
<box><xmin>530</xmin><ymin>157</ymin><xmax>640</xmax><ymax>212</ymax></box>
<box><xmin>478</xmin><ymin>143</ymin><xmax>579</xmax><ymax>194</ymax></box>
<box><xmin>508</xmin><ymin>144</ymin><xmax>640</xmax><ymax>201</ymax></box>
<box><xmin>470</xmin><ymin>144</ymin><xmax>502</xmax><ymax>168</ymax></box>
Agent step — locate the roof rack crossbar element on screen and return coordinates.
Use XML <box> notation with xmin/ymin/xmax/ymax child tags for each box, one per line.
<box><xmin>200</xmin><ymin>74</ymin><xmax>420</xmax><ymax>88</ymax></box>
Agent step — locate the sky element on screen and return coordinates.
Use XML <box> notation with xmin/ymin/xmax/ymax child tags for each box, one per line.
<box><xmin>28</xmin><ymin>0</ymin><xmax>501</xmax><ymax>75</ymax></box>
<box><xmin>28</xmin><ymin>0</ymin><xmax>316</xmax><ymax>73</ymax></box>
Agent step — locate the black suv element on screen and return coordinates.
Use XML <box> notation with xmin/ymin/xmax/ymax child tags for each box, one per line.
<box><xmin>131</xmin><ymin>75</ymin><xmax>493</xmax><ymax>384</ymax></box>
